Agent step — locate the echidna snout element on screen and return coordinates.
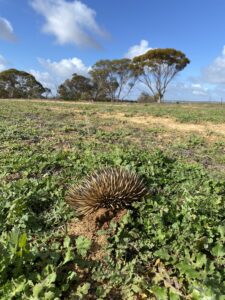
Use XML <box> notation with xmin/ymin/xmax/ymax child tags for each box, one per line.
<box><xmin>66</xmin><ymin>168</ymin><xmax>148</xmax><ymax>216</ymax></box>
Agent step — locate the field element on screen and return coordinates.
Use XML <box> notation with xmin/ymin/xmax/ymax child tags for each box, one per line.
<box><xmin>0</xmin><ymin>100</ymin><xmax>225</xmax><ymax>299</ymax></box>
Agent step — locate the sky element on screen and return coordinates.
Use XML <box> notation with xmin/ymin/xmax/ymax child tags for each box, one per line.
<box><xmin>1</xmin><ymin>0</ymin><xmax>225</xmax><ymax>101</ymax></box>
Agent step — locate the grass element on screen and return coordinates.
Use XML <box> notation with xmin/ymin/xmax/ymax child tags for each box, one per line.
<box><xmin>0</xmin><ymin>100</ymin><xmax>225</xmax><ymax>299</ymax></box>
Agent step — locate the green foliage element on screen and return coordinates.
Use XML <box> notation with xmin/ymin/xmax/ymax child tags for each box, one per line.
<box><xmin>76</xmin><ymin>236</ymin><xmax>92</xmax><ymax>257</ymax></box>
<box><xmin>92</xmin><ymin>160</ymin><xmax>225</xmax><ymax>298</ymax></box>
<box><xmin>0</xmin><ymin>100</ymin><xmax>224</xmax><ymax>299</ymax></box>
<box><xmin>89</xmin><ymin>58</ymin><xmax>136</xmax><ymax>101</ymax></box>
<box><xmin>133</xmin><ymin>48</ymin><xmax>190</xmax><ymax>102</ymax></box>
<box><xmin>137</xmin><ymin>91</ymin><xmax>158</xmax><ymax>103</ymax></box>
<box><xmin>57</xmin><ymin>73</ymin><xmax>93</xmax><ymax>101</ymax></box>
<box><xmin>0</xmin><ymin>230</ymin><xmax>86</xmax><ymax>299</ymax></box>
<box><xmin>0</xmin><ymin>69</ymin><xmax>46</xmax><ymax>99</ymax></box>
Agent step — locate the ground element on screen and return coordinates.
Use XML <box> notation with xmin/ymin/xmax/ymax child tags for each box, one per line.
<box><xmin>0</xmin><ymin>99</ymin><xmax>225</xmax><ymax>299</ymax></box>
<box><xmin>3</xmin><ymin>99</ymin><xmax>224</xmax><ymax>176</ymax></box>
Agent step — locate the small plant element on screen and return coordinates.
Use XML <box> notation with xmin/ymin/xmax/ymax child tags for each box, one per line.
<box><xmin>66</xmin><ymin>168</ymin><xmax>148</xmax><ymax>216</ymax></box>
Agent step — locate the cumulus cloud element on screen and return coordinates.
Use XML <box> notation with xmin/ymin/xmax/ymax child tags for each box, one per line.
<box><xmin>165</xmin><ymin>79</ymin><xmax>218</xmax><ymax>101</ymax></box>
<box><xmin>30</xmin><ymin>0</ymin><xmax>107</xmax><ymax>48</ymax></box>
<box><xmin>203</xmin><ymin>46</ymin><xmax>225</xmax><ymax>84</ymax></box>
<box><xmin>125</xmin><ymin>40</ymin><xmax>152</xmax><ymax>59</ymax></box>
<box><xmin>30</xmin><ymin>70</ymin><xmax>55</xmax><ymax>93</ymax></box>
<box><xmin>128</xmin><ymin>79</ymin><xmax>220</xmax><ymax>102</ymax></box>
<box><xmin>30</xmin><ymin>56</ymin><xmax>90</xmax><ymax>95</ymax></box>
<box><xmin>0</xmin><ymin>54</ymin><xmax>8</xmax><ymax>71</ymax></box>
<box><xmin>174</xmin><ymin>46</ymin><xmax>225</xmax><ymax>101</ymax></box>
<box><xmin>0</xmin><ymin>17</ymin><xmax>16</xmax><ymax>42</ymax></box>
<box><xmin>38</xmin><ymin>57</ymin><xmax>89</xmax><ymax>78</ymax></box>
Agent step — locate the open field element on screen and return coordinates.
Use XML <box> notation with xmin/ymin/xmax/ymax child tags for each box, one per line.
<box><xmin>0</xmin><ymin>100</ymin><xmax>225</xmax><ymax>299</ymax></box>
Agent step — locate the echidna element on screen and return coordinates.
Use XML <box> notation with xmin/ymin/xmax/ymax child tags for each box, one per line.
<box><xmin>66</xmin><ymin>167</ymin><xmax>148</xmax><ymax>216</ymax></box>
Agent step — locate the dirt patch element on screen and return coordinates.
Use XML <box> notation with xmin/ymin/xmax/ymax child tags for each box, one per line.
<box><xmin>68</xmin><ymin>208</ymin><xmax>127</xmax><ymax>261</ymax></box>
<box><xmin>100</xmin><ymin>112</ymin><xmax>225</xmax><ymax>137</ymax></box>
<box><xmin>5</xmin><ymin>172</ymin><xmax>22</xmax><ymax>182</ymax></box>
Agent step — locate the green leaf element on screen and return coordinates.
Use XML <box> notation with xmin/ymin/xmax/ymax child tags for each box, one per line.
<box><xmin>46</xmin><ymin>272</ymin><xmax>57</xmax><ymax>284</ymax></box>
<box><xmin>218</xmin><ymin>225</ymin><xmax>225</xmax><ymax>238</ymax></box>
<box><xmin>131</xmin><ymin>284</ymin><xmax>140</xmax><ymax>293</ymax></box>
<box><xmin>211</xmin><ymin>243</ymin><xmax>225</xmax><ymax>257</ymax></box>
<box><xmin>18</xmin><ymin>232</ymin><xmax>27</xmax><ymax>249</ymax></box>
<box><xmin>76</xmin><ymin>282</ymin><xmax>91</xmax><ymax>296</ymax></box>
<box><xmin>169</xmin><ymin>290</ymin><xmax>181</xmax><ymax>300</ymax></box>
<box><xmin>33</xmin><ymin>283</ymin><xmax>44</xmax><ymax>298</ymax></box>
<box><xmin>44</xmin><ymin>291</ymin><xmax>56</xmax><ymax>300</ymax></box>
<box><xmin>76</xmin><ymin>236</ymin><xmax>92</xmax><ymax>257</ymax></box>
<box><xmin>176</xmin><ymin>261</ymin><xmax>199</xmax><ymax>278</ymax></box>
<box><xmin>63</xmin><ymin>236</ymin><xmax>71</xmax><ymax>248</ymax></box>
<box><xmin>10</xmin><ymin>229</ymin><xmax>19</xmax><ymax>247</ymax></box>
<box><xmin>151</xmin><ymin>286</ymin><xmax>168</xmax><ymax>300</ymax></box>
<box><xmin>63</xmin><ymin>248</ymin><xmax>74</xmax><ymax>264</ymax></box>
<box><xmin>154</xmin><ymin>249</ymin><xmax>170</xmax><ymax>260</ymax></box>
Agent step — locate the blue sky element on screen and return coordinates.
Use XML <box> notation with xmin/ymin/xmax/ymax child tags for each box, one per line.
<box><xmin>1</xmin><ymin>0</ymin><xmax>225</xmax><ymax>100</ymax></box>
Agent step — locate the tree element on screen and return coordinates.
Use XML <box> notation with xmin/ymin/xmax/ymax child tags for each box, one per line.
<box><xmin>137</xmin><ymin>92</ymin><xmax>158</xmax><ymax>103</ymax></box>
<box><xmin>89</xmin><ymin>60</ymin><xmax>118</xmax><ymax>101</ymax></box>
<box><xmin>58</xmin><ymin>73</ymin><xmax>92</xmax><ymax>100</ymax></box>
<box><xmin>133</xmin><ymin>48</ymin><xmax>190</xmax><ymax>103</ymax></box>
<box><xmin>43</xmin><ymin>87</ymin><xmax>52</xmax><ymax>98</ymax></box>
<box><xmin>89</xmin><ymin>59</ymin><xmax>137</xmax><ymax>101</ymax></box>
<box><xmin>110</xmin><ymin>59</ymin><xmax>138</xmax><ymax>100</ymax></box>
<box><xmin>0</xmin><ymin>69</ymin><xmax>46</xmax><ymax>99</ymax></box>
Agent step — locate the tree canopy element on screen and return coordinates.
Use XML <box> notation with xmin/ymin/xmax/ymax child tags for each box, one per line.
<box><xmin>89</xmin><ymin>60</ymin><xmax>119</xmax><ymax>101</ymax></box>
<box><xmin>0</xmin><ymin>49</ymin><xmax>190</xmax><ymax>102</ymax></box>
<box><xmin>0</xmin><ymin>69</ymin><xmax>46</xmax><ymax>99</ymax></box>
<box><xmin>133</xmin><ymin>48</ymin><xmax>190</xmax><ymax>103</ymax></box>
<box><xmin>57</xmin><ymin>73</ymin><xmax>93</xmax><ymax>100</ymax></box>
<box><xmin>89</xmin><ymin>59</ymin><xmax>137</xmax><ymax>101</ymax></box>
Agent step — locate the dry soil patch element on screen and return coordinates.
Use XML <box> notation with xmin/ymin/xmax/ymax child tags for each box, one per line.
<box><xmin>101</xmin><ymin>112</ymin><xmax>225</xmax><ymax>137</ymax></box>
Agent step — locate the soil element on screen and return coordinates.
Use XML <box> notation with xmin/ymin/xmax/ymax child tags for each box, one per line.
<box><xmin>68</xmin><ymin>208</ymin><xmax>127</xmax><ymax>261</ymax></box>
<box><xmin>100</xmin><ymin>112</ymin><xmax>225</xmax><ymax>137</ymax></box>
<box><xmin>12</xmin><ymin>99</ymin><xmax>224</xmax><ymax>137</ymax></box>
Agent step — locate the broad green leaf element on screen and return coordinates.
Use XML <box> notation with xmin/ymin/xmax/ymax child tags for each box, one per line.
<box><xmin>76</xmin><ymin>282</ymin><xmax>91</xmax><ymax>296</ymax></box>
<box><xmin>18</xmin><ymin>232</ymin><xmax>27</xmax><ymax>249</ymax></box>
<box><xmin>151</xmin><ymin>286</ymin><xmax>168</xmax><ymax>300</ymax></box>
<box><xmin>76</xmin><ymin>236</ymin><xmax>92</xmax><ymax>257</ymax></box>
<box><xmin>211</xmin><ymin>243</ymin><xmax>225</xmax><ymax>257</ymax></box>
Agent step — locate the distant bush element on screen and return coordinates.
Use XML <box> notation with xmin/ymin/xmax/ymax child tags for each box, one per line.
<box><xmin>137</xmin><ymin>92</ymin><xmax>158</xmax><ymax>103</ymax></box>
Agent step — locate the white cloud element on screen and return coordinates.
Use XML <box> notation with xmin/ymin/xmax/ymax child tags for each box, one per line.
<box><xmin>31</xmin><ymin>0</ymin><xmax>107</xmax><ymax>48</ymax></box>
<box><xmin>125</xmin><ymin>40</ymin><xmax>152</xmax><ymax>59</ymax></box>
<box><xmin>0</xmin><ymin>17</ymin><xmax>16</xmax><ymax>42</ymax></box>
<box><xmin>30</xmin><ymin>70</ymin><xmax>55</xmax><ymax>92</ymax></box>
<box><xmin>30</xmin><ymin>56</ymin><xmax>90</xmax><ymax>95</ymax></box>
<box><xmin>38</xmin><ymin>57</ymin><xmax>89</xmax><ymax>78</ymax></box>
<box><xmin>203</xmin><ymin>46</ymin><xmax>225</xmax><ymax>84</ymax></box>
<box><xmin>0</xmin><ymin>54</ymin><xmax>8</xmax><ymax>71</ymax></box>
<box><xmin>165</xmin><ymin>80</ymin><xmax>216</xmax><ymax>101</ymax></box>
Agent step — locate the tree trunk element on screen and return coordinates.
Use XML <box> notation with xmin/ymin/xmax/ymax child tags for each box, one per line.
<box><xmin>157</xmin><ymin>93</ymin><xmax>163</xmax><ymax>103</ymax></box>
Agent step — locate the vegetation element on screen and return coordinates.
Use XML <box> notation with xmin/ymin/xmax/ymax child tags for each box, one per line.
<box><xmin>0</xmin><ymin>69</ymin><xmax>46</xmax><ymax>99</ymax></box>
<box><xmin>133</xmin><ymin>48</ymin><xmax>190</xmax><ymax>103</ymax></box>
<box><xmin>89</xmin><ymin>59</ymin><xmax>137</xmax><ymax>101</ymax></box>
<box><xmin>137</xmin><ymin>92</ymin><xmax>159</xmax><ymax>103</ymax></box>
<box><xmin>57</xmin><ymin>50</ymin><xmax>189</xmax><ymax>102</ymax></box>
<box><xmin>58</xmin><ymin>73</ymin><xmax>93</xmax><ymax>101</ymax></box>
<box><xmin>58</xmin><ymin>59</ymin><xmax>138</xmax><ymax>102</ymax></box>
<box><xmin>0</xmin><ymin>100</ymin><xmax>224</xmax><ymax>299</ymax></box>
<box><xmin>0</xmin><ymin>48</ymin><xmax>190</xmax><ymax>102</ymax></box>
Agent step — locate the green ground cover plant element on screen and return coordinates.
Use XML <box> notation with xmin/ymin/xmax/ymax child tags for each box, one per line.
<box><xmin>0</xmin><ymin>100</ymin><xmax>224</xmax><ymax>299</ymax></box>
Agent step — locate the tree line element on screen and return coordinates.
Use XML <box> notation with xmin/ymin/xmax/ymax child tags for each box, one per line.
<box><xmin>0</xmin><ymin>48</ymin><xmax>190</xmax><ymax>103</ymax></box>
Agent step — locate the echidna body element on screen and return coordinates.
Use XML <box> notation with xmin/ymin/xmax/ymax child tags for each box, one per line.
<box><xmin>66</xmin><ymin>168</ymin><xmax>148</xmax><ymax>216</ymax></box>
